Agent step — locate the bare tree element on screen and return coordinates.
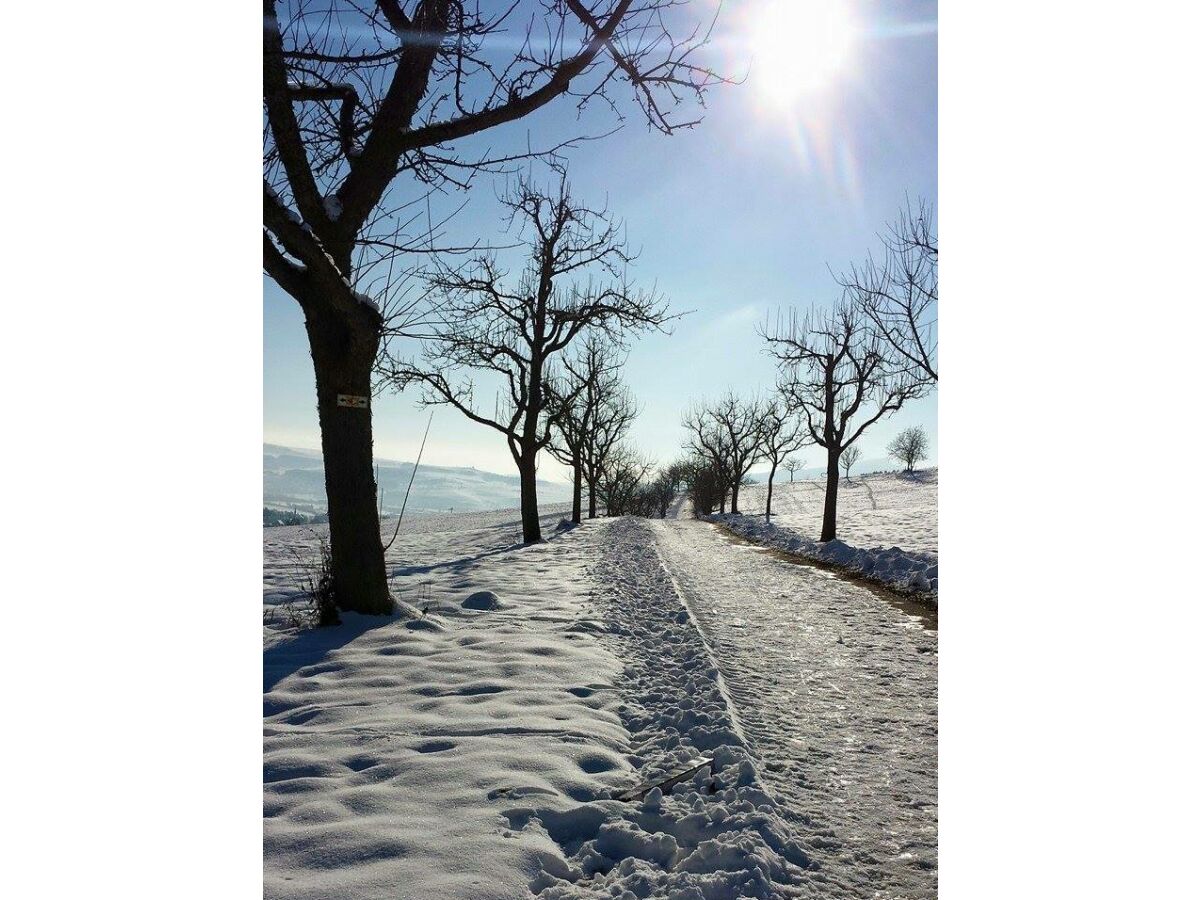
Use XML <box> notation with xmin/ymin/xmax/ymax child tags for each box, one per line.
<box><xmin>545</xmin><ymin>335</ymin><xmax>623</xmax><ymax>524</ymax></box>
<box><xmin>782</xmin><ymin>458</ymin><xmax>803</xmax><ymax>483</ymax></box>
<box><xmin>685</xmin><ymin>457</ymin><xmax>724</xmax><ymax>517</ymax></box>
<box><xmin>840</xmin><ymin>445</ymin><xmax>862</xmax><ymax>482</ymax></box>
<box><xmin>758</xmin><ymin>396</ymin><xmax>810</xmax><ymax>523</ymax></box>
<box><xmin>887</xmin><ymin>425</ymin><xmax>929</xmax><ymax>473</ymax></box>
<box><xmin>583</xmin><ymin>382</ymin><xmax>638</xmax><ymax>518</ymax></box>
<box><xmin>839</xmin><ymin>198</ymin><xmax>938</xmax><ymax>383</ymax></box>
<box><xmin>764</xmin><ymin>301</ymin><xmax>928</xmax><ymax>541</ymax></box>
<box><xmin>599</xmin><ymin>445</ymin><xmax>654</xmax><ymax>516</ymax></box>
<box><xmin>384</xmin><ymin>175</ymin><xmax>669</xmax><ymax>543</ymax></box>
<box><xmin>682</xmin><ymin>394</ymin><xmax>764</xmax><ymax>515</ymax></box>
<box><xmin>711</xmin><ymin>395</ymin><xmax>766</xmax><ymax>515</ymax></box>
<box><xmin>681</xmin><ymin>410</ymin><xmax>732</xmax><ymax>514</ymax></box>
<box><xmin>264</xmin><ymin>0</ymin><xmax>724</xmax><ymax>613</ymax></box>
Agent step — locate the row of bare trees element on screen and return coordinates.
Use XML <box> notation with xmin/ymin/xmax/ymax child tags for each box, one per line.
<box><xmin>601</xmin><ymin>458</ymin><xmax>691</xmax><ymax>519</ymax></box>
<box><xmin>680</xmin><ymin>393</ymin><xmax>805</xmax><ymax>522</ymax></box>
<box><xmin>546</xmin><ymin>337</ymin><xmax>637</xmax><ymax>525</ymax></box>
<box><xmin>264</xmin><ymin>0</ymin><xmax>724</xmax><ymax>614</ymax></box>
<box><xmin>263</xmin><ymin>0</ymin><xmax>934</xmax><ymax>613</ymax></box>
<box><xmin>382</xmin><ymin>173</ymin><xmax>666</xmax><ymax>543</ymax></box>
<box><xmin>680</xmin><ymin>372</ymin><xmax>922</xmax><ymax>537</ymax></box>
<box><xmin>679</xmin><ymin>202</ymin><xmax>937</xmax><ymax>540</ymax></box>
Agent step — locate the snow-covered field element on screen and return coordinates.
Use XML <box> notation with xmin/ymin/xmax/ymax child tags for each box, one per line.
<box><xmin>738</xmin><ymin>470</ymin><xmax>938</xmax><ymax>555</ymax></box>
<box><xmin>714</xmin><ymin>470</ymin><xmax>939</xmax><ymax>597</ymax></box>
<box><xmin>264</xmin><ymin>496</ymin><xmax>937</xmax><ymax>898</ymax></box>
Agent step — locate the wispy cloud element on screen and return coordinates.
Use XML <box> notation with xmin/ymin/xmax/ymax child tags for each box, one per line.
<box><xmin>695</xmin><ymin>303</ymin><xmax>761</xmax><ymax>339</ymax></box>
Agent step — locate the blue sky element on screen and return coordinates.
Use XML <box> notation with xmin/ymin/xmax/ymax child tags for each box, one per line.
<box><xmin>265</xmin><ymin>0</ymin><xmax>938</xmax><ymax>483</ymax></box>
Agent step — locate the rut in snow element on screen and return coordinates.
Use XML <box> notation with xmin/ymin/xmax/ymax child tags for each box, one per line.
<box><xmin>526</xmin><ymin>516</ymin><xmax>815</xmax><ymax>899</ymax></box>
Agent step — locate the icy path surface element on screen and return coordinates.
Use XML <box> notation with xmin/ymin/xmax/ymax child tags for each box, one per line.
<box><xmin>650</xmin><ymin>518</ymin><xmax>939</xmax><ymax>898</ymax></box>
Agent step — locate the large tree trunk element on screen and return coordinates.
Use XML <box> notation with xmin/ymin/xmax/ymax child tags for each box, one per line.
<box><xmin>766</xmin><ymin>462</ymin><xmax>777</xmax><ymax>523</ymax></box>
<box><xmin>588</xmin><ymin>480</ymin><xmax>597</xmax><ymax>519</ymax></box>
<box><xmin>571</xmin><ymin>463</ymin><xmax>582</xmax><ymax>524</ymax></box>
<box><xmin>730</xmin><ymin>477</ymin><xmax>740</xmax><ymax>514</ymax></box>
<box><xmin>517</xmin><ymin>446</ymin><xmax>542</xmax><ymax>543</ymax></box>
<box><xmin>305</xmin><ymin>306</ymin><xmax>391</xmax><ymax>615</ymax></box>
<box><xmin>821</xmin><ymin>446</ymin><xmax>840</xmax><ymax>542</ymax></box>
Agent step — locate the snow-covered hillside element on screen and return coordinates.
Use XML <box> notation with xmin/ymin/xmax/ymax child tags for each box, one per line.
<box><xmin>264</xmin><ymin>444</ymin><xmax>571</xmax><ymax>515</ymax></box>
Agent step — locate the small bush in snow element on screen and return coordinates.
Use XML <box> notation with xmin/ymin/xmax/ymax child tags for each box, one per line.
<box><xmin>270</xmin><ymin>535</ymin><xmax>341</xmax><ymax>629</ymax></box>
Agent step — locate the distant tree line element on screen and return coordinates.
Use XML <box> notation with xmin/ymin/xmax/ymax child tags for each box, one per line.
<box><xmin>264</xmin><ymin>508</ymin><xmax>329</xmax><ymax>528</ymax></box>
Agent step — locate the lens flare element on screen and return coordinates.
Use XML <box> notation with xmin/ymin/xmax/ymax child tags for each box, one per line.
<box><xmin>749</xmin><ymin>0</ymin><xmax>858</xmax><ymax>105</ymax></box>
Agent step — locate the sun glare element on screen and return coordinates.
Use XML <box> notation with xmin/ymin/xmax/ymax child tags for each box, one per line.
<box><xmin>749</xmin><ymin>0</ymin><xmax>857</xmax><ymax>105</ymax></box>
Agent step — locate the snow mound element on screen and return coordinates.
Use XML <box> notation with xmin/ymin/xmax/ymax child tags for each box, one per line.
<box><xmin>462</xmin><ymin>590</ymin><xmax>503</xmax><ymax>610</ymax></box>
<box><xmin>709</xmin><ymin>513</ymin><xmax>939</xmax><ymax>599</ymax></box>
<box><xmin>264</xmin><ymin>510</ymin><xmax>628</xmax><ymax>899</ymax></box>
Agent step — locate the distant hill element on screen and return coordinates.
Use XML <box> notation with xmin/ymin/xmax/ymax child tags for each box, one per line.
<box><xmin>264</xmin><ymin>444</ymin><xmax>571</xmax><ymax>515</ymax></box>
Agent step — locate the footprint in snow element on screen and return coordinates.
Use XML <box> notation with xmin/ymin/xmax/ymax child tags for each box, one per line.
<box><xmin>414</xmin><ymin>740</ymin><xmax>456</xmax><ymax>754</ymax></box>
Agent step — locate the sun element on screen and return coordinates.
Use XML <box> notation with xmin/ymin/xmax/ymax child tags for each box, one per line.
<box><xmin>748</xmin><ymin>0</ymin><xmax>858</xmax><ymax>106</ymax></box>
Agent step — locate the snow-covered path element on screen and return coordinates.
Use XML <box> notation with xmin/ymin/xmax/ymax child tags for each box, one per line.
<box><xmin>264</xmin><ymin>510</ymin><xmax>816</xmax><ymax>899</ymax></box>
<box><xmin>264</xmin><ymin>506</ymin><xmax>936</xmax><ymax>898</ymax></box>
<box><xmin>649</xmin><ymin>518</ymin><xmax>938</xmax><ymax>898</ymax></box>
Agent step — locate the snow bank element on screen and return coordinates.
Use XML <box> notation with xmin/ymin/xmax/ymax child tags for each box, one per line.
<box><xmin>708</xmin><ymin>513</ymin><xmax>938</xmax><ymax>598</ymax></box>
<box><xmin>710</xmin><ymin>470</ymin><xmax>939</xmax><ymax>599</ymax></box>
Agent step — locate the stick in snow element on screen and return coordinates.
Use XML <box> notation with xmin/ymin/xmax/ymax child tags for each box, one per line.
<box><xmin>616</xmin><ymin>757</ymin><xmax>714</xmax><ymax>802</ymax></box>
<box><xmin>383</xmin><ymin>411</ymin><xmax>433</xmax><ymax>553</ymax></box>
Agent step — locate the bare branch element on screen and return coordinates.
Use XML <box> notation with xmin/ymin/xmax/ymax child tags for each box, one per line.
<box><xmin>839</xmin><ymin>197</ymin><xmax>938</xmax><ymax>382</ymax></box>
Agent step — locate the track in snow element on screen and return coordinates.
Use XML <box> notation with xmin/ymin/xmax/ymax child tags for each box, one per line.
<box><xmin>648</xmin><ymin>517</ymin><xmax>938</xmax><ymax>899</ymax></box>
